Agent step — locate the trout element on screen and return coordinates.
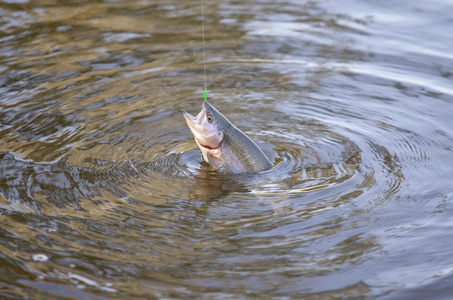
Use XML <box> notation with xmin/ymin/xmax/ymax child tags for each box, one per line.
<box><xmin>183</xmin><ymin>102</ymin><xmax>272</xmax><ymax>174</ymax></box>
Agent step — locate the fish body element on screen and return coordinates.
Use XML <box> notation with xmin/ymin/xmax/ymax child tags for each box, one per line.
<box><xmin>183</xmin><ymin>102</ymin><xmax>272</xmax><ymax>174</ymax></box>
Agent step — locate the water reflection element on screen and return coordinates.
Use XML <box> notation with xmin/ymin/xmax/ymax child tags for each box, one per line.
<box><xmin>188</xmin><ymin>165</ymin><xmax>248</xmax><ymax>202</ymax></box>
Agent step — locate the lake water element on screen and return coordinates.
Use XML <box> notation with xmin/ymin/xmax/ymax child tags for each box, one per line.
<box><xmin>0</xmin><ymin>0</ymin><xmax>452</xmax><ymax>298</ymax></box>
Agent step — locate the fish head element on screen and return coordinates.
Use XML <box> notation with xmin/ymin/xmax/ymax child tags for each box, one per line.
<box><xmin>183</xmin><ymin>102</ymin><xmax>227</xmax><ymax>165</ymax></box>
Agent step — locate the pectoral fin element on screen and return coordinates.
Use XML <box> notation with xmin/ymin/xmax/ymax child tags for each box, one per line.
<box><xmin>206</xmin><ymin>151</ymin><xmax>224</xmax><ymax>170</ymax></box>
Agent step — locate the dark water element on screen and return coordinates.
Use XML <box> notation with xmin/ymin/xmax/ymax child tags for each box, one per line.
<box><xmin>0</xmin><ymin>0</ymin><xmax>452</xmax><ymax>298</ymax></box>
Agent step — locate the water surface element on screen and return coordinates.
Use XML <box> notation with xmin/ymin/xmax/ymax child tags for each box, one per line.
<box><xmin>0</xmin><ymin>0</ymin><xmax>452</xmax><ymax>299</ymax></box>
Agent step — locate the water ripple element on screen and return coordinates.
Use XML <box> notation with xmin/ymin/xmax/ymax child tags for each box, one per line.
<box><xmin>0</xmin><ymin>0</ymin><xmax>452</xmax><ymax>298</ymax></box>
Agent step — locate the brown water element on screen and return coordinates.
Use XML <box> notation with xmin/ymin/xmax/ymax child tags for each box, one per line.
<box><xmin>1</xmin><ymin>0</ymin><xmax>452</xmax><ymax>299</ymax></box>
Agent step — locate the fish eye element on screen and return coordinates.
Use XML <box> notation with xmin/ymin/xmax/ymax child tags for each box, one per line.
<box><xmin>207</xmin><ymin>115</ymin><xmax>213</xmax><ymax>123</ymax></box>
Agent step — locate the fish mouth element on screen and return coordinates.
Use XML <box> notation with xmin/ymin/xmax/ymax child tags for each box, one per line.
<box><xmin>183</xmin><ymin>103</ymin><xmax>206</xmax><ymax>129</ymax></box>
<box><xmin>183</xmin><ymin>111</ymin><xmax>198</xmax><ymax>129</ymax></box>
<box><xmin>183</xmin><ymin>111</ymin><xmax>203</xmax><ymax>135</ymax></box>
<box><xmin>183</xmin><ymin>110</ymin><xmax>221</xmax><ymax>150</ymax></box>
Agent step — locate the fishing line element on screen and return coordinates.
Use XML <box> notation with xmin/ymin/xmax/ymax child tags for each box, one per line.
<box><xmin>201</xmin><ymin>0</ymin><xmax>207</xmax><ymax>101</ymax></box>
